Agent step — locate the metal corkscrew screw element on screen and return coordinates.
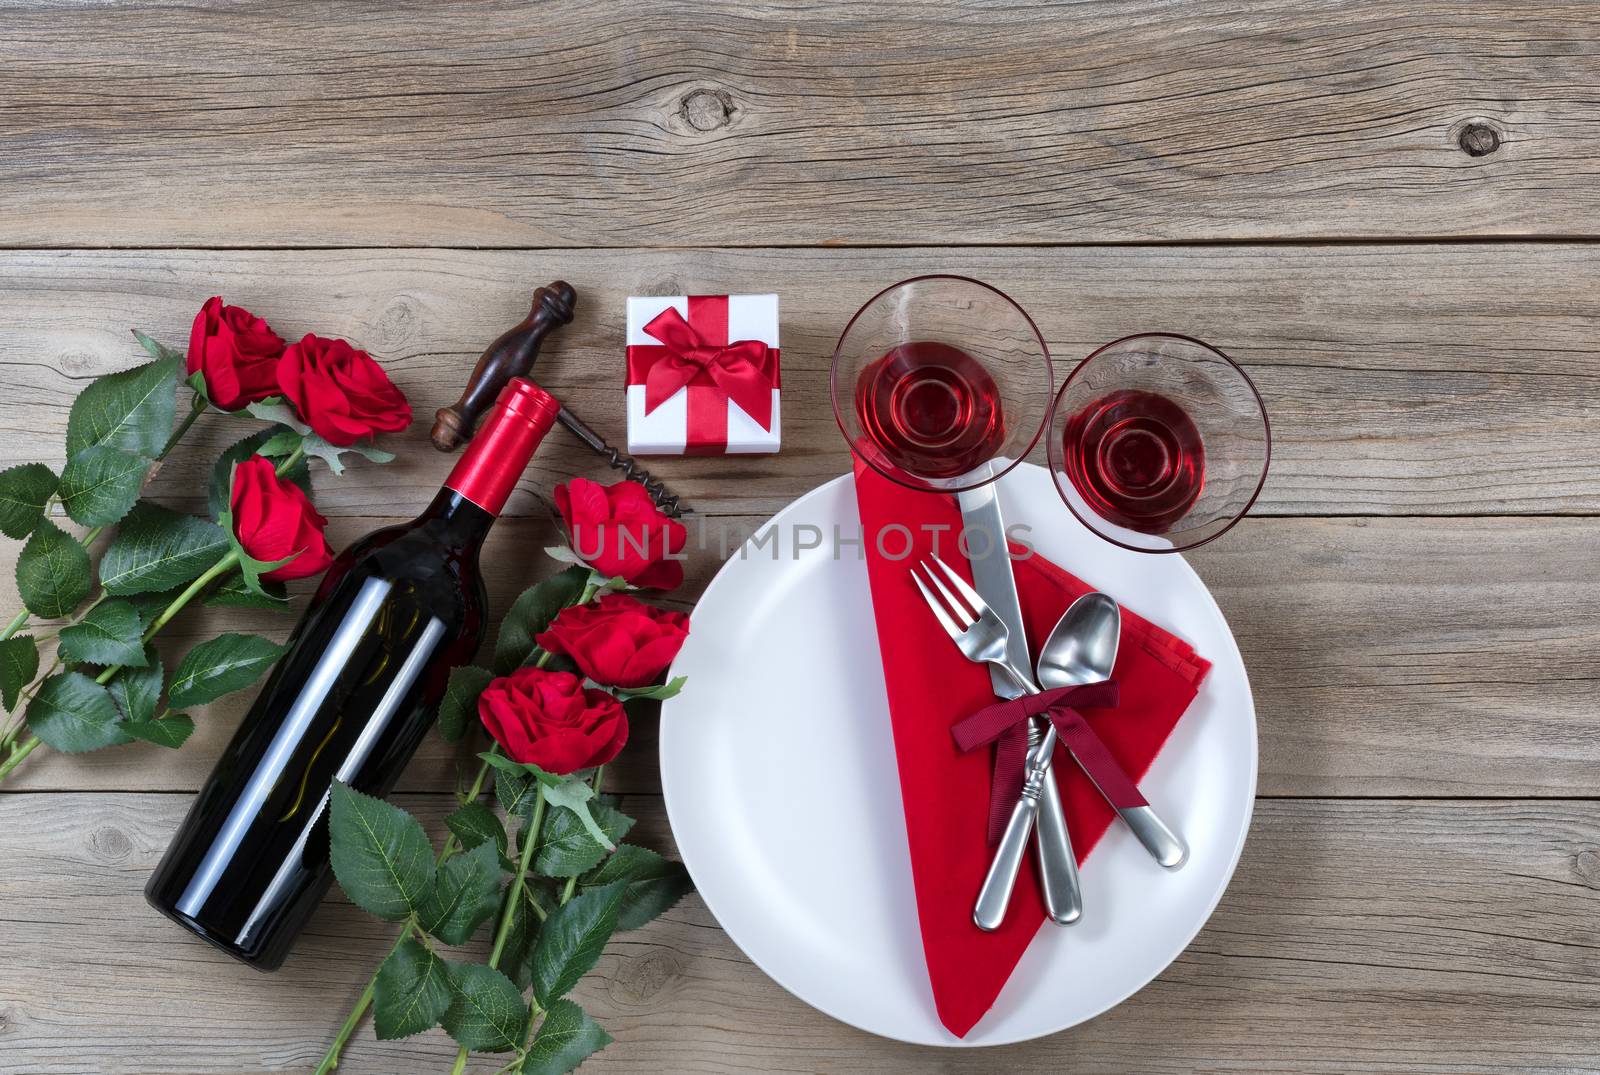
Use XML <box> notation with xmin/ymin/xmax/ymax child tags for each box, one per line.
<box><xmin>431</xmin><ymin>281</ymin><xmax>690</xmax><ymax>517</ymax></box>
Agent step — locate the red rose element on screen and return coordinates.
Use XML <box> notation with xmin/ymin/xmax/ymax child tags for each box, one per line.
<box><xmin>536</xmin><ymin>593</ymin><xmax>690</xmax><ymax>689</ymax></box>
<box><xmin>186</xmin><ymin>296</ymin><xmax>286</xmax><ymax>410</ymax></box>
<box><xmin>555</xmin><ymin>478</ymin><xmax>687</xmax><ymax>590</ymax></box>
<box><xmin>229</xmin><ymin>455</ymin><xmax>335</xmax><ymax>582</ymax></box>
<box><xmin>276</xmin><ymin>334</ymin><xmax>412</xmax><ymax>447</ymax></box>
<box><xmin>478</xmin><ymin>668</ymin><xmax>629</xmax><ymax>774</ymax></box>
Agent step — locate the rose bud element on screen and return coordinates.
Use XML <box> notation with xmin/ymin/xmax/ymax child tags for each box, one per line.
<box><xmin>229</xmin><ymin>455</ymin><xmax>335</xmax><ymax>582</ymax></box>
<box><xmin>478</xmin><ymin>668</ymin><xmax>629</xmax><ymax>775</ymax></box>
<box><xmin>536</xmin><ymin>593</ymin><xmax>690</xmax><ymax>689</ymax></box>
<box><xmin>276</xmin><ymin>333</ymin><xmax>412</xmax><ymax>447</ymax></box>
<box><xmin>187</xmin><ymin>296</ymin><xmax>287</xmax><ymax>410</ymax></box>
<box><xmin>554</xmin><ymin>477</ymin><xmax>687</xmax><ymax>591</ymax></box>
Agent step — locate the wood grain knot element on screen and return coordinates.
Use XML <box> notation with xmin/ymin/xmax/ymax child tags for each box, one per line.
<box><xmin>1458</xmin><ymin>123</ymin><xmax>1501</xmax><ymax>157</ymax></box>
<box><xmin>58</xmin><ymin>349</ymin><xmax>101</xmax><ymax>377</ymax></box>
<box><xmin>376</xmin><ymin>295</ymin><xmax>419</xmax><ymax>350</ymax></box>
<box><xmin>1572</xmin><ymin>849</ymin><xmax>1600</xmax><ymax>889</ymax></box>
<box><xmin>609</xmin><ymin>948</ymin><xmax>681</xmax><ymax>1004</ymax></box>
<box><xmin>87</xmin><ymin>824</ymin><xmax>133</xmax><ymax>863</ymax></box>
<box><xmin>680</xmin><ymin>89</ymin><xmax>735</xmax><ymax>132</ymax></box>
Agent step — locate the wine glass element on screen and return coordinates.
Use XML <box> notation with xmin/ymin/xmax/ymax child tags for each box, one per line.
<box><xmin>831</xmin><ymin>275</ymin><xmax>1053</xmax><ymax>493</ymax></box>
<box><xmin>1046</xmin><ymin>333</ymin><xmax>1270</xmax><ymax>553</ymax></box>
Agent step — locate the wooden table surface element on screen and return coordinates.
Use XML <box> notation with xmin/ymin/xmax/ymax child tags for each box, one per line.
<box><xmin>3</xmin><ymin>3</ymin><xmax>1598</xmax><ymax>1072</ymax></box>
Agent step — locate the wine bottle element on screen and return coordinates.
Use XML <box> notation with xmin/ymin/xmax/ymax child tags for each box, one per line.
<box><xmin>146</xmin><ymin>378</ymin><xmax>560</xmax><ymax>970</ymax></box>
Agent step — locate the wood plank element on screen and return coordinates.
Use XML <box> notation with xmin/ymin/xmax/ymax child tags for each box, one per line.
<box><xmin>2</xmin><ymin>245</ymin><xmax>1598</xmax><ymax>517</ymax></box>
<box><xmin>0</xmin><ymin>794</ymin><xmax>1596</xmax><ymax>1073</ymax></box>
<box><xmin>0</xmin><ymin>2</ymin><xmax>1594</xmax><ymax>246</ymax></box>
<box><xmin>3</xmin><ymin>514</ymin><xmax>1597</xmax><ymax>797</ymax></box>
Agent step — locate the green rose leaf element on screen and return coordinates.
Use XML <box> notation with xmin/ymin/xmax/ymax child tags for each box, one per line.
<box><xmin>542</xmin><ymin>545</ymin><xmax>585</xmax><ymax>568</ymax></box>
<box><xmin>16</xmin><ymin>519</ymin><xmax>91</xmax><ymax>618</ymax></box>
<box><xmin>543</xmin><ymin>777</ymin><xmax>614</xmax><ymax>853</ymax></box>
<box><xmin>204</xmin><ymin>572</ymin><xmax>291</xmax><ymax>611</ymax></box>
<box><xmin>328</xmin><ymin>781</ymin><xmax>436</xmax><ymax>921</ymax></box>
<box><xmin>26</xmin><ymin>671</ymin><xmax>128</xmax><ymax>753</ymax></box>
<box><xmin>0</xmin><ymin>635</ymin><xmax>40</xmax><ymax>712</ymax></box>
<box><xmin>373</xmin><ymin>936</ymin><xmax>451</xmax><ymax>1041</ymax></box>
<box><xmin>255</xmin><ymin>429</ymin><xmax>303</xmax><ymax>459</ymax></box>
<box><xmin>123</xmin><ymin>588</ymin><xmax>181</xmax><ymax>628</ymax></box>
<box><xmin>438</xmin><ymin>665</ymin><xmax>494</xmax><ymax>743</ymax></box>
<box><xmin>208</xmin><ymin>426</ymin><xmax>311</xmax><ymax>520</ymax></box>
<box><xmin>480</xmin><ymin>750</ymin><xmax>538</xmax><ymax>782</ymax></box>
<box><xmin>530</xmin><ymin>880</ymin><xmax>628</xmax><ymax>1008</ymax></box>
<box><xmin>243</xmin><ymin>399</ymin><xmax>311</xmax><ymax>435</ymax></box>
<box><xmin>66</xmin><ymin>354</ymin><xmax>180</xmax><ymax>461</ymax></box>
<box><xmin>608</xmin><ymin>675</ymin><xmax>687</xmax><ymax>702</ymax></box>
<box><xmin>440</xmin><ymin>961</ymin><xmax>528</xmax><ymax>1053</ymax></box>
<box><xmin>58</xmin><ymin>445</ymin><xmax>150</xmax><ymax>528</ymax></box>
<box><xmin>523</xmin><ymin>999</ymin><xmax>612</xmax><ymax>1075</ymax></box>
<box><xmin>122</xmin><ymin>712</ymin><xmax>194</xmax><ymax>749</ymax></box>
<box><xmin>300</xmin><ymin>432</ymin><xmax>395</xmax><ymax>476</ymax></box>
<box><xmin>106</xmin><ymin>657</ymin><xmax>162</xmax><ymax>724</ymax></box>
<box><xmin>58</xmin><ymin>600</ymin><xmax>148</xmax><ymax>668</ymax></box>
<box><xmin>166</xmin><ymin>632</ymin><xmax>285</xmax><ymax>709</ymax></box>
<box><xmin>535</xmin><ymin>800</ymin><xmax>635</xmax><ymax>879</ymax></box>
<box><xmin>583</xmin><ymin>845</ymin><xmax>694</xmax><ymax>931</ymax></box>
<box><xmin>503</xmin><ymin>890</ymin><xmax>543</xmax><ymax>992</ymax></box>
<box><xmin>418</xmin><ymin>840</ymin><xmax>504</xmax><ymax>947</ymax></box>
<box><xmin>99</xmin><ymin>502</ymin><xmax>229</xmax><ymax>596</ymax></box>
<box><xmin>0</xmin><ymin>463</ymin><xmax>59</xmax><ymax>539</ymax></box>
<box><xmin>131</xmin><ymin>329</ymin><xmax>184</xmax><ymax>364</ymax></box>
<box><xmin>445</xmin><ymin>801</ymin><xmax>508</xmax><ymax>862</ymax></box>
<box><xmin>490</xmin><ymin>761</ymin><xmax>541</xmax><ymax>823</ymax></box>
<box><xmin>494</xmin><ymin>565</ymin><xmax>589</xmax><ymax>673</ymax></box>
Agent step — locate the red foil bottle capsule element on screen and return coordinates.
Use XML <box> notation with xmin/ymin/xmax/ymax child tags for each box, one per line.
<box><xmin>445</xmin><ymin>377</ymin><xmax>561</xmax><ymax>515</ymax></box>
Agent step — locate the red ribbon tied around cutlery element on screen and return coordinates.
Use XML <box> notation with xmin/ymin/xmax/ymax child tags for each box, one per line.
<box><xmin>951</xmin><ymin>680</ymin><xmax>1150</xmax><ymax>845</ymax></box>
<box><xmin>640</xmin><ymin>305</ymin><xmax>775</xmax><ymax>430</ymax></box>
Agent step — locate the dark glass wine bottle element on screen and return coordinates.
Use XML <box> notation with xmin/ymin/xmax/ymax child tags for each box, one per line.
<box><xmin>146</xmin><ymin>378</ymin><xmax>560</xmax><ymax>970</ymax></box>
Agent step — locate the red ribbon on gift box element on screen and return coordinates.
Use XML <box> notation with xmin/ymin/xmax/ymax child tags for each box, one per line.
<box><xmin>626</xmin><ymin>295</ymin><xmax>780</xmax><ymax>455</ymax></box>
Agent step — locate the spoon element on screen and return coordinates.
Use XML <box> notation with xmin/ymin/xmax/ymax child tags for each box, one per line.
<box><xmin>1038</xmin><ymin>597</ymin><xmax>1188</xmax><ymax>869</ymax></box>
<box><xmin>974</xmin><ymin>592</ymin><xmax>1120</xmax><ymax>931</ymax></box>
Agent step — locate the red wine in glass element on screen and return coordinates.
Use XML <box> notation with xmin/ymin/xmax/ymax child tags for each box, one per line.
<box><xmin>854</xmin><ymin>341</ymin><xmax>1006</xmax><ymax>479</ymax></box>
<box><xmin>1062</xmin><ymin>390</ymin><xmax>1205</xmax><ymax>534</ymax></box>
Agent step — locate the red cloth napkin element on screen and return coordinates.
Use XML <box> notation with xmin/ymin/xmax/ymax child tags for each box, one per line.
<box><xmin>853</xmin><ymin>461</ymin><xmax>1211</xmax><ymax>1037</ymax></box>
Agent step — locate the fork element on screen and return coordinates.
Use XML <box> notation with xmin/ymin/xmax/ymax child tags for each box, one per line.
<box><xmin>910</xmin><ymin>557</ymin><xmax>1083</xmax><ymax>931</ymax></box>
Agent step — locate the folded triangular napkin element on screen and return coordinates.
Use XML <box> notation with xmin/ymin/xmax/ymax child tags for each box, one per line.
<box><xmin>853</xmin><ymin>461</ymin><xmax>1210</xmax><ymax>1037</ymax></box>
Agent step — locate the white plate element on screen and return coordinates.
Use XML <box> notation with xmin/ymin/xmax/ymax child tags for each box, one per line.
<box><xmin>659</xmin><ymin>463</ymin><xmax>1257</xmax><ymax>1046</ymax></box>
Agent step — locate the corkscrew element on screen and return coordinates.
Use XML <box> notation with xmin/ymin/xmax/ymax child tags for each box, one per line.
<box><xmin>431</xmin><ymin>281</ymin><xmax>689</xmax><ymax>517</ymax></box>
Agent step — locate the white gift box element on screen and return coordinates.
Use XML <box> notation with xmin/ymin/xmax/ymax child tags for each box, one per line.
<box><xmin>625</xmin><ymin>293</ymin><xmax>781</xmax><ymax>455</ymax></box>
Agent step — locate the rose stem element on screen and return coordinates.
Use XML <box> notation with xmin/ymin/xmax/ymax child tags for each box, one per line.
<box><xmin>0</xmin><ymin>733</ymin><xmax>40</xmax><ymax>782</ymax></box>
<box><xmin>451</xmin><ymin>776</ymin><xmax>554</xmax><ymax>1075</ymax></box>
<box><xmin>0</xmin><ymin>392</ymin><xmax>208</xmax><ymax>646</ymax></box>
<box><xmin>313</xmin><ymin>749</ymin><xmax>500</xmax><ymax>1075</ymax></box>
<box><xmin>335</xmin><ymin>572</ymin><xmax>594</xmax><ymax>1072</ymax></box>
<box><xmin>513</xmin><ymin>764</ymin><xmax>609</xmax><ymax>1062</ymax></box>
<box><xmin>0</xmin><ymin>436</ymin><xmax>306</xmax><ymax>783</ymax></box>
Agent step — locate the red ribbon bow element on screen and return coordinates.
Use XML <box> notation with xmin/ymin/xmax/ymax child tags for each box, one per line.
<box><xmin>641</xmin><ymin>305</ymin><xmax>775</xmax><ymax>430</ymax></box>
<box><xmin>951</xmin><ymin>680</ymin><xmax>1148</xmax><ymax>846</ymax></box>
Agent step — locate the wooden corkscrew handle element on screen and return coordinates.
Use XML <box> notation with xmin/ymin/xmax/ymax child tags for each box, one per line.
<box><xmin>430</xmin><ymin>281</ymin><xmax>578</xmax><ymax>450</ymax></box>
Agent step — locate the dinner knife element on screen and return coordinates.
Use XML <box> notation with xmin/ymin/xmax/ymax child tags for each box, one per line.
<box><xmin>956</xmin><ymin>474</ymin><xmax>1082</xmax><ymax>926</ymax></box>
